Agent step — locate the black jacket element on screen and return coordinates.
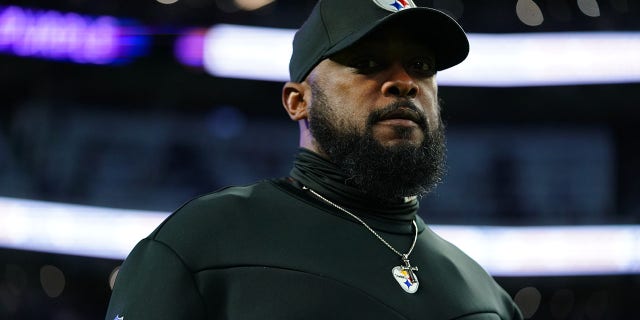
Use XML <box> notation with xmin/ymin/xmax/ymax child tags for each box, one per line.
<box><xmin>106</xmin><ymin>179</ymin><xmax>522</xmax><ymax>320</ymax></box>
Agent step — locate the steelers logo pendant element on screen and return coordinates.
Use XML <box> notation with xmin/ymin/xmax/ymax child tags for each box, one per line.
<box><xmin>392</xmin><ymin>266</ymin><xmax>419</xmax><ymax>293</ymax></box>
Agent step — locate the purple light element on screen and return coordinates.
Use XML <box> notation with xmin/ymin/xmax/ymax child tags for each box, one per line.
<box><xmin>0</xmin><ymin>5</ymin><xmax>149</xmax><ymax>64</ymax></box>
<box><xmin>174</xmin><ymin>28</ymin><xmax>205</xmax><ymax>67</ymax></box>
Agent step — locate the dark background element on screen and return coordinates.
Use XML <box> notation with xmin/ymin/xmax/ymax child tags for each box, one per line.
<box><xmin>1</xmin><ymin>0</ymin><xmax>639</xmax><ymax>319</ymax></box>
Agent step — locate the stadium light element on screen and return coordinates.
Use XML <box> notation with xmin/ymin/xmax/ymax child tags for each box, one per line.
<box><xmin>1</xmin><ymin>196</ymin><xmax>638</xmax><ymax>276</ymax></box>
<box><xmin>177</xmin><ymin>24</ymin><xmax>640</xmax><ymax>86</ymax></box>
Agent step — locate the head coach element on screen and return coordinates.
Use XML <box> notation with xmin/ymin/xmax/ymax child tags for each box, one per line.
<box><xmin>105</xmin><ymin>0</ymin><xmax>523</xmax><ymax>319</ymax></box>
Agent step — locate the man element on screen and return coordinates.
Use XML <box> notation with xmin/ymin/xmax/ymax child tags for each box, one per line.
<box><xmin>106</xmin><ymin>0</ymin><xmax>523</xmax><ymax>319</ymax></box>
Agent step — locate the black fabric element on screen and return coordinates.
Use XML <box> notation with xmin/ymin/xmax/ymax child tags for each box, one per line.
<box><xmin>105</xmin><ymin>174</ymin><xmax>523</xmax><ymax>320</ymax></box>
<box><xmin>289</xmin><ymin>148</ymin><xmax>419</xmax><ymax>228</ymax></box>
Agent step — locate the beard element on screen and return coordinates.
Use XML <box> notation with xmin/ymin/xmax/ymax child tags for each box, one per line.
<box><xmin>308</xmin><ymin>82</ymin><xmax>447</xmax><ymax>202</ymax></box>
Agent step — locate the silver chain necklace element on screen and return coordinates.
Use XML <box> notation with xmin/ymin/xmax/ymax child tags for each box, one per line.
<box><xmin>303</xmin><ymin>185</ymin><xmax>420</xmax><ymax>293</ymax></box>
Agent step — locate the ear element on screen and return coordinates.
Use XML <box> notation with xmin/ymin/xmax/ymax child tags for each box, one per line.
<box><xmin>282</xmin><ymin>81</ymin><xmax>311</xmax><ymax>121</ymax></box>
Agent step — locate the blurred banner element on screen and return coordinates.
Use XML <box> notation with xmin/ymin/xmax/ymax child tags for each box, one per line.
<box><xmin>0</xmin><ymin>5</ymin><xmax>149</xmax><ymax>64</ymax></box>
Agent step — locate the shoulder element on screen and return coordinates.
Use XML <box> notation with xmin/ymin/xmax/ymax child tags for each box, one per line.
<box><xmin>156</xmin><ymin>180</ymin><xmax>277</xmax><ymax>231</ymax></box>
<box><xmin>419</xmin><ymin>225</ymin><xmax>522</xmax><ymax>318</ymax></box>
<box><xmin>182</xmin><ymin>180</ymin><xmax>273</xmax><ymax>209</ymax></box>
<box><xmin>421</xmin><ymin>225</ymin><xmax>495</xmax><ymax>282</ymax></box>
<box><xmin>139</xmin><ymin>179</ymin><xmax>309</xmax><ymax>266</ymax></box>
<box><xmin>144</xmin><ymin>180</ymin><xmax>280</xmax><ymax>251</ymax></box>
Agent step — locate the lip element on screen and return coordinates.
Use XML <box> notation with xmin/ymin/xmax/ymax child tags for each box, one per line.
<box><xmin>376</xmin><ymin>118</ymin><xmax>420</xmax><ymax>127</ymax></box>
<box><xmin>376</xmin><ymin>107</ymin><xmax>423</xmax><ymax>127</ymax></box>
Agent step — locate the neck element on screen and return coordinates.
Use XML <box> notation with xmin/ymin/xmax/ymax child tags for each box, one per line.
<box><xmin>289</xmin><ymin>148</ymin><xmax>419</xmax><ymax>220</ymax></box>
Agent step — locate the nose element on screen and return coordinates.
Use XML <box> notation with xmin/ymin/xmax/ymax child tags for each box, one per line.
<box><xmin>381</xmin><ymin>64</ymin><xmax>419</xmax><ymax>98</ymax></box>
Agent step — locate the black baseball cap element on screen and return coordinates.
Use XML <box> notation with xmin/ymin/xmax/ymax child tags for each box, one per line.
<box><xmin>289</xmin><ymin>0</ymin><xmax>469</xmax><ymax>83</ymax></box>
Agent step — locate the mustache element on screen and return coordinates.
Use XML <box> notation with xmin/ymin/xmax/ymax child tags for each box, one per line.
<box><xmin>366</xmin><ymin>100</ymin><xmax>429</xmax><ymax>131</ymax></box>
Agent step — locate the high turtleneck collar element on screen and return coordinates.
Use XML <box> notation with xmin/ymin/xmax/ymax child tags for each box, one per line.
<box><xmin>289</xmin><ymin>148</ymin><xmax>421</xmax><ymax>228</ymax></box>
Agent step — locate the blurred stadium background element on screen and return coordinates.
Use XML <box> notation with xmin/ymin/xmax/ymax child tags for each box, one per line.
<box><xmin>0</xmin><ymin>0</ymin><xmax>639</xmax><ymax>319</ymax></box>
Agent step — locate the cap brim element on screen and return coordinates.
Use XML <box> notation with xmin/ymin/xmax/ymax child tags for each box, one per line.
<box><xmin>323</xmin><ymin>8</ymin><xmax>469</xmax><ymax>72</ymax></box>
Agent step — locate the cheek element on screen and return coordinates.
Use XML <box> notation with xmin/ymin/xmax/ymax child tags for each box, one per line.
<box><xmin>328</xmin><ymin>81</ymin><xmax>374</xmax><ymax>120</ymax></box>
<box><xmin>419</xmin><ymin>83</ymin><xmax>440</xmax><ymax>129</ymax></box>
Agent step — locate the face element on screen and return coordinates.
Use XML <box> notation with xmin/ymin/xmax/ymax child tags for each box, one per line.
<box><xmin>308</xmin><ymin>24</ymin><xmax>441</xmax><ymax>148</ymax></box>
<box><xmin>304</xmin><ymin>26</ymin><xmax>447</xmax><ymax>201</ymax></box>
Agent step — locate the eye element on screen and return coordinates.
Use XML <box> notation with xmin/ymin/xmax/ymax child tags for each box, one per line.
<box><xmin>349</xmin><ymin>56</ymin><xmax>384</xmax><ymax>74</ymax></box>
<box><xmin>407</xmin><ymin>57</ymin><xmax>436</xmax><ymax>76</ymax></box>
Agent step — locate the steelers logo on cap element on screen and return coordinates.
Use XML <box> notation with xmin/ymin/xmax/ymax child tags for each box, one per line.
<box><xmin>372</xmin><ymin>0</ymin><xmax>417</xmax><ymax>12</ymax></box>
